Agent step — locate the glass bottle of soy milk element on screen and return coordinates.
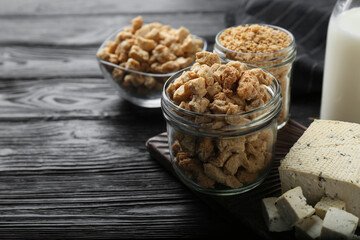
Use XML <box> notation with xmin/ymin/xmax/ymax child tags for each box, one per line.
<box><xmin>320</xmin><ymin>0</ymin><xmax>360</xmax><ymax>123</ymax></box>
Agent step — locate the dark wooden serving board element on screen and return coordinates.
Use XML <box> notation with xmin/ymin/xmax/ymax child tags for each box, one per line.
<box><xmin>146</xmin><ymin>119</ymin><xmax>307</xmax><ymax>239</ymax></box>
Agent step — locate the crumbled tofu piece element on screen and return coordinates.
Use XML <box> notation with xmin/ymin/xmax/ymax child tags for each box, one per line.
<box><xmin>321</xmin><ymin>207</ymin><xmax>359</xmax><ymax>239</ymax></box>
<box><xmin>295</xmin><ymin>215</ymin><xmax>323</xmax><ymax>240</ymax></box>
<box><xmin>315</xmin><ymin>196</ymin><xmax>346</xmax><ymax>219</ymax></box>
<box><xmin>262</xmin><ymin>197</ymin><xmax>292</xmax><ymax>232</ymax></box>
<box><xmin>275</xmin><ymin>186</ymin><xmax>315</xmax><ymax>226</ymax></box>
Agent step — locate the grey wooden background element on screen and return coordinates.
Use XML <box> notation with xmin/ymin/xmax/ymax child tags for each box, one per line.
<box><xmin>0</xmin><ymin>0</ymin><xmax>321</xmax><ymax>238</ymax></box>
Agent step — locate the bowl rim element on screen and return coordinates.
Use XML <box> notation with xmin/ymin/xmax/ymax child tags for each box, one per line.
<box><xmin>96</xmin><ymin>26</ymin><xmax>208</xmax><ymax>77</ymax></box>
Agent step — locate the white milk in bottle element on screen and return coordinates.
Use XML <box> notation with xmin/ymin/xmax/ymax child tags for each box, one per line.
<box><xmin>320</xmin><ymin>7</ymin><xmax>360</xmax><ymax>123</ymax></box>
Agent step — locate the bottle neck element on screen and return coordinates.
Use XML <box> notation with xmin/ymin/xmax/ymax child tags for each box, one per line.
<box><xmin>333</xmin><ymin>0</ymin><xmax>360</xmax><ymax>18</ymax></box>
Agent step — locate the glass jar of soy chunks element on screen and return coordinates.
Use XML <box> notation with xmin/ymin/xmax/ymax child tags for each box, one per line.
<box><xmin>161</xmin><ymin>52</ymin><xmax>282</xmax><ymax>195</ymax></box>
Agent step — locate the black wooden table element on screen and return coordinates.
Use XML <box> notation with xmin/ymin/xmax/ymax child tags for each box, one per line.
<box><xmin>0</xmin><ymin>0</ymin><xmax>323</xmax><ymax>238</ymax></box>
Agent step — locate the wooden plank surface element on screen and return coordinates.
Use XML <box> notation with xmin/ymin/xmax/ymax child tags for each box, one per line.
<box><xmin>0</xmin><ymin>47</ymin><xmax>101</xmax><ymax>79</ymax></box>
<box><xmin>0</xmin><ymin>14</ymin><xmax>225</xmax><ymax>46</ymax></box>
<box><xmin>0</xmin><ymin>118</ymin><xmax>241</xmax><ymax>238</ymax></box>
<box><xmin>1</xmin><ymin>1</ymin><xmax>240</xmax><ymax>237</ymax></box>
<box><xmin>0</xmin><ymin>78</ymin><xmax>119</xmax><ymax>119</ymax></box>
<box><xmin>0</xmin><ymin>0</ymin><xmax>240</xmax><ymax>15</ymax></box>
<box><xmin>0</xmin><ymin>0</ymin><xmax>322</xmax><ymax>238</ymax></box>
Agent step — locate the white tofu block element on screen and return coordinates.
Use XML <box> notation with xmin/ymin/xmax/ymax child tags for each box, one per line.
<box><xmin>321</xmin><ymin>207</ymin><xmax>359</xmax><ymax>239</ymax></box>
<box><xmin>262</xmin><ymin>197</ymin><xmax>292</xmax><ymax>232</ymax></box>
<box><xmin>295</xmin><ymin>215</ymin><xmax>323</xmax><ymax>240</ymax></box>
<box><xmin>315</xmin><ymin>196</ymin><xmax>346</xmax><ymax>219</ymax></box>
<box><xmin>279</xmin><ymin>120</ymin><xmax>360</xmax><ymax>226</ymax></box>
<box><xmin>275</xmin><ymin>186</ymin><xmax>315</xmax><ymax>226</ymax></box>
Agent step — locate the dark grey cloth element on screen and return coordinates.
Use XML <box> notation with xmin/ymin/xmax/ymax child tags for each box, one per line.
<box><xmin>232</xmin><ymin>0</ymin><xmax>337</xmax><ymax>96</ymax></box>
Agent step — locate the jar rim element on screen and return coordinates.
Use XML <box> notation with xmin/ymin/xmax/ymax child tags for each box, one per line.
<box><xmin>96</xmin><ymin>26</ymin><xmax>207</xmax><ymax>77</ymax></box>
<box><xmin>161</xmin><ymin>65</ymin><xmax>282</xmax><ymax>126</ymax></box>
<box><xmin>214</xmin><ymin>23</ymin><xmax>296</xmax><ymax>57</ymax></box>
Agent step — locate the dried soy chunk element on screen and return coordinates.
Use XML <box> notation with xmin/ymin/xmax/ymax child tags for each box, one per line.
<box><xmin>125</xmin><ymin>58</ymin><xmax>141</xmax><ymax>71</ymax></box>
<box><xmin>196</xmin><ymin>137</ymin><xmax>214</xmax><ymax>162</ymax></box>
<box><xmin>112</xmin><ymin>68</ymin><xmax>125</xmax><ymax>82</ymax></box>
<box><xmin>223</xmin><ymin>152</ymin><xmax>247</xmax><ymax>175</ymax></box>
<box><xmin>175</xmin><ymin>151</ymin><xmax>215</xmax><ymax>188</ymax></box>
<box><xmin>203</xmin><ymin>162</ymin><xmax>243</xmax><ymax>188</ymax></box>
<box><xmin>129</xmin><ymin>45</ymin><xmax>149</xmax><ymax>62</ymax></box>
<box><xmin>131</xmin><ymin>16</ymin><xmax>143</xmax><ymax>31</ymax></box>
